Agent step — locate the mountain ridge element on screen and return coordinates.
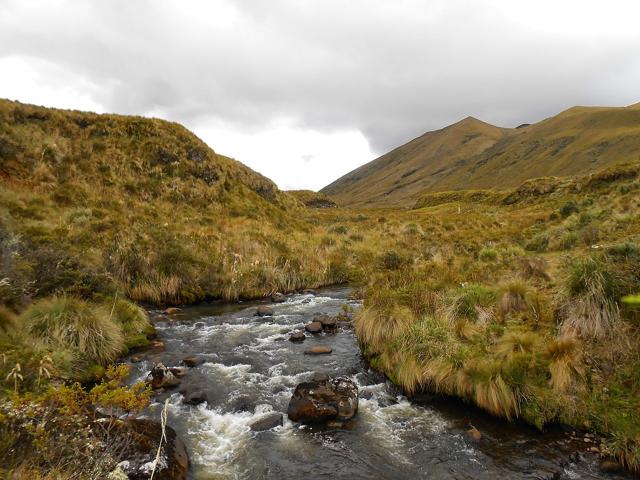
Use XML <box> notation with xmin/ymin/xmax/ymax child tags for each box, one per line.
<box><xmin>321</xmin><ymin>102</ymin><xmax>640</xmax><ymax>207</ymax></box>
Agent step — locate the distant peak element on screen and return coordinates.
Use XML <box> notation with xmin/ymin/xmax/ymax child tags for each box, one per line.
<box><xmin>446</xmin><ymin>115</ymin><xmax>497</xmax><ymax>131</ymax></box>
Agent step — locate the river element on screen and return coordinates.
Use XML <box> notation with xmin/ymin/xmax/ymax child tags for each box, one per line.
<box><xmin>127</xmin><ymin>287</ymin><xmax>631</xmax><ymax>480</ymax></box>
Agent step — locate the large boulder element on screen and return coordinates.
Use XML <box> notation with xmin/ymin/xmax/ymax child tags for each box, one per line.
<box><xmin>287</xmin><ymin>376</ymin><xmax>358</xmax><ymax>424</ymax></box>
<box><xmin>146</xmin><ymin>363</ymin><xmax>181</xmax><ymax>390</ymax></box>
<box><xmin>113</xmin><ymin>418</ymin><xmax>189</xmax><ymax>480</ymax></box>
<box><xmin>256</xmin><ymin>305</ymin><xmax>274</xmax><ymax>317</ymax></box>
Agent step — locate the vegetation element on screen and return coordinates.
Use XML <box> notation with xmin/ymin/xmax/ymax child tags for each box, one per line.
<box><xmin>353</xmin><ymin>161</ymin><xmax>640</xmax><ymax>471</ymax></box>
<box><xmin>1</xmin><ymin>99</ymin><xmax>640</xmax><ymax>475</ymax></box>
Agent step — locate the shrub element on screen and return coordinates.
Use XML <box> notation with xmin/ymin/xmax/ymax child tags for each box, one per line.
<box><xmin>560</xmin><ymin>201</ymin><xmax>579</xmax><ymax>218</ymax></box>
<box><xmin>479</xmin><ymin>247</ymin><xmax>498</xmax><ymax>262</ymax></box>
<box><xmin>561</xmin><ymin>257</ymin><xmax>621</xmax><ymax>339</ymax></box>
<box><xmin>525</xmin><ymin>232</ymin><xmax>549</xmax><ymax>252</ymax></box>
<box><xmin>328</xmin><ymin>225</ymin><xmax>348</xmax><ymax>235</ymax></box>
<box><xmin>20</xmin><ymin>296</ymin><xmax>125</xmax><ymax>367</ymax></box>
<box><xmin>379</xmin><ymin>250</ymin><xmax>408</xmax><ymax>270</ymax></box>
<box><xmin>449</xmin><ymin>284</ymin><xmax>497</xmax><ymax>321</ymax></box>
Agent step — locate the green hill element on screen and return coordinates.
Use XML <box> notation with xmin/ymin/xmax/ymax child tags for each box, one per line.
<box><xmin>322</xmin><ymin>102</ymin><xmax>640</xmax><ymax>207</ymax></box>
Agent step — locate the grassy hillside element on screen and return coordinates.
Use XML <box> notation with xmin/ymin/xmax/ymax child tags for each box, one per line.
<box><xmin>353</xmin><ymin>162</ymin><xmax>640</xmax><ymax>471</ymax></box>
<box><xmin>322</xmin><ymin>102</ymin><xmax>640</xmax><ymax>207</ymax></box>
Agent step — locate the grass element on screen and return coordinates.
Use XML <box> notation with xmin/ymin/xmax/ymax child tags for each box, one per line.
<box><xmin>1</xmin><ymin>99</ymin><xmax>640</xmax><ymax>474</ymax></box>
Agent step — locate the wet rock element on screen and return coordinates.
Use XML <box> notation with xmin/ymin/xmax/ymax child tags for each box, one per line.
<box><xmin>303</xmin><ymin>289</ymin><xmax>315</xmax><ymax>295</ymax></box>
<box><xmin>256</xmin><ymin>305</ymin><xmax>274</xmax><ymax>317</ymax></box>
<box><xmin>305</xmin><ymin>321</ymin><xmax>323</xmax><ymax>334</ymax></box>
<box><xmin>250</xmin><ymin>412</ymin><xmax>283</xmax><ymax>431</ymax></box>
<box><xmin>599</xmin><ymin>459</ymin><xmax>622</xmax><ymax>473</ymax></box>
<box><xmin>194</xmin><ymin>321</ymin><xmax>206</xmax><ymax>328</ymax></box>
<box><xmin>320</xmin><ymin>316</ymin><xmax>338</xmax><ymax>333</ymax></box>
<box><xmin>289</xmin><ymin>331</ymin><xmax>306</xmax><ymax>342</ymax></box>
<box><xmin>146</xmin><ymin>363</ymin><xmax>181</xmax><ymax>389</ymax></box>
<box><xmin>169</xmin><ymin>366</ymin><xmax>187</xmax><ymax>378</ymax></box>
<box><xmin>130</xmin><ymin>355</ymin><xmax>144</xmax><ymax>363</ymax></box>
<box><xmin>116</xmin><ymin>418</ymin><xmax>189</xmax><ymax>480</ymax></box>
<box><xmin>181</xmin><ymin>389</ymin><xmax>207</xmax><ymax>406</ymax></box>
<box><xmin>151</xmin><ymin>340</ymin><xmax>165</xmax><ymax>350</ymax></box>
<box><xmin>310</xmin><ymin>372</ymin><xmax>329</xmax><ymax>382</ymax></box>
<box><xmin>287</xmin><ymin>376</ymin><xmax>358</xmax><ymax>424</ymax></box>
<box><xmin>164</xmin><ymin>307</ymin><xmax>183</xmax><ymax>315</ymax></box>
<box><xmin>271</xmin><ymin>292</ymin><xmax>286</xmax><ymax>303</ymax></box>
<box><xmin>229</xmin><ymin>394</ymin><xmax>255</xmax><ymax>412</ymax></box>
<box><xmin>182</xmin><ymin>355</ymin><xmax>204</xmax><ymax>367</ymax></box>
<box><xmin>304</xmin><ymin>346</ymin><xmax>332</xmax><ymax>355</ymax></box>
<box><xmin>467</xmin><ymin>427</ymin><xmax>482</xmax><ymax>442</ymax></box>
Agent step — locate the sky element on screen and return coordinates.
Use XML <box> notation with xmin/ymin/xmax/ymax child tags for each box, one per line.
<box><xmin>1</xmin><ymin>1</ymin><xmax>639</xmax><ymax>190</ymax></box>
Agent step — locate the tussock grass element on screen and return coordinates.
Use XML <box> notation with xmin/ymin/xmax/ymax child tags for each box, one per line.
<box><xmin>20</xmin><ymin>296</ymin><xmax>124</xmax><ymax>366</ymax></box>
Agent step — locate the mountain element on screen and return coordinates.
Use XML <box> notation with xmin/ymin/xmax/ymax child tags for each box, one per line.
<box><xmin>321</xmin><ymin>102</ymin><xmax>640</xmax><ymax>207</ymax></box>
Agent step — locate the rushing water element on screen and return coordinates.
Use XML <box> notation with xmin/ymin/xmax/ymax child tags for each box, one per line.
<box><xmin>127</xmin><ymin>287</ymin><xmax>631</xmax><ymax>480</ymax></box>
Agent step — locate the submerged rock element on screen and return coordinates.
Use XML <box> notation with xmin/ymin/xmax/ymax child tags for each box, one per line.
<box><xmin>182</xmin><ymin>355</ymin><xmax>204</xmax><ymax>367</ymax></box>
<box><xmin>304</xmin><ymin>346</ymin><xmax>332</xmax><ymax>355</ymax></box>
<box><xmin>164</xmin><ymin>307</ymin><xmax>183</xmax><ymax>315</ymax></box>
<box><xmin>600</xmin><ymin>459</ymin><xmax>622</xmax><ymax>473</ymax></box>
<box><xmin>146</xmin><ymin>363</ymin><xmax>181</xmax><ymax>389</ymax></box>
<box><xmin>305</xmin><ymin>321</ymin><xmax>323</xmax><ymax>334</ymax></box>
<box><xmin>256</xmin><ymin>305</ymin><xmax>274</xmax><ymax>317</ymax></box>
<box><xmin>289</xmin><ymin>331</ymin><xmax>306</xmax><ymax>342</ymax></box>
<box><xmin>250</xmin><ymin>412</ymin><xmax>283</xmax><ymax>431</ymax></box>
<box><xmin>271</xmin><ymin>292</ymin><xmax>286</xmax><ymax>303</ymax></box>
<box><xmin>287</xmin><ymin>376</ymin><xmax>358</xmax><ymax>424</ymax></box>
<box><xmin>181</xmin><ymin>389</ymin><xmax>207</xmax><ymax>406</ymax></box>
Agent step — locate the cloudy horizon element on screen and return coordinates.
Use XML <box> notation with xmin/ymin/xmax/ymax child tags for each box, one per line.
<box><xmin>1</xmin><ymin>0</ymin><xmax>639</xmax><ymax>190</ymax></box>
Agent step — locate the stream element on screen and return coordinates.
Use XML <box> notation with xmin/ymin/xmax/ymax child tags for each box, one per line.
<box><xmin>127</xmin><ymin>287</ymin><xmax>631</xmax><ymax>480</ymax></box>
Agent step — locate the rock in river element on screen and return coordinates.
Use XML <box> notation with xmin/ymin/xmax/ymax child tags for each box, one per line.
<box><xmin>289</xmin><ymin>331</ymin><xmax>306</xmax><ymax>342</ymax></box>
<box><xmin>164</xmin><ymin>307</ymin><xmax>183</xmax><ymax>315</ymax></box>
<box><xmin>250</xmin><ymin>412</ymin><xmax>284</xmax><ymax>431</ymax></box>
<box><xmin>305</xmin><ymin>321</ymin><xmax>323</xmax><ymax>334</ymax></box>
<box><xmin>182</xmin><ymin>355</ymin><xmax>204</xmax><ymax>367</ymax></box>
<box><xmin>256</xmin><ymin>305</ymin><xmax>274</xmax><ymax>317</ymax></box>
<box><xmin>304</xmin><ymin>346</ymin><xmax>332</xmax><ymax>355</ymax></box>
<box><xmin>146</xmin><ymin>363</ymin><xmax>181</xmax><ymax>389</ymax></box>
<box><xmin>271</xmin><ymin>292</ymin><xmax>286</xmax><ymax>303</ymax></box>
<box><xmin>287</xmin><ymin>376</ymin><xmax>358</xmax><ymax>423</ymax></box>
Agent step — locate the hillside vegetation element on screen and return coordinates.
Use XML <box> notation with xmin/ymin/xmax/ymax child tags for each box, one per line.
<box><xmin>322</xmin><ymin>102</ymin><xmax>640</xmax><ymax>207</ymax></box>
<box><xmin>1</xmin><ymin>99</ymin><xmax>640</xmax><ymax>476</ymax></box>
<box><xmin>353</xmin><ymin>162</ymin><xmax>640</xmax><ymax>470</ymax></box>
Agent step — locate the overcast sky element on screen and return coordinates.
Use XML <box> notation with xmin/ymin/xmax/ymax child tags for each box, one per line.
<box><xmin>1</xmin><ymin>0</ymin><xmax>639</xmax><ymax>190</ymax></box>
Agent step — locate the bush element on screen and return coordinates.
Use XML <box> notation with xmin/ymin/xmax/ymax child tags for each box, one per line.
<box><xmin>479</xmin><ymin>247</ymin><xmax>498</xmax><ymax>262</ymax></box>
<box><xmin>379</xmin><ymin>250</ymin><xmax>408</xmax><ymax>270</ymax></box>
<box><xmin>560</xmin><ymin>201</ymin><xmax>579</xmax><ymax>218</ymax></box>
<box><xmin>20</xmin><ymin>296</ymin><xmax>125</xmax><ymax>367</ymax></box>
<box><xmin>450</xmin><ymin>284</ymin><xmax>497</xmax><ymax>321</ymax></box>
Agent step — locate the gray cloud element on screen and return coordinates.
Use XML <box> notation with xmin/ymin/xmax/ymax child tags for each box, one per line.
<box><xmin>1</xmin><ymin>0</ymin><xmax>639</xmax><ymax>155</ymax></box>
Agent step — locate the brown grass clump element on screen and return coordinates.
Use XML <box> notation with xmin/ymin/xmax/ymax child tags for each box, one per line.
<box><xmin>544</xmin><ymin>336</ymin><xmax>582</xmax><ymax>391</ymax></box>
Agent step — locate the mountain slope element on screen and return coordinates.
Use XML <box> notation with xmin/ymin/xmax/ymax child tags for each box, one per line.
<box><xmin>322</xmin><ymin>117</ymin><xmax>510</xmax><ymax>207</ymax></box>
<box><xmin>322</xmin><ymin>102</ymin><xmax>640</xmax><ymax>207</ymax></box>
